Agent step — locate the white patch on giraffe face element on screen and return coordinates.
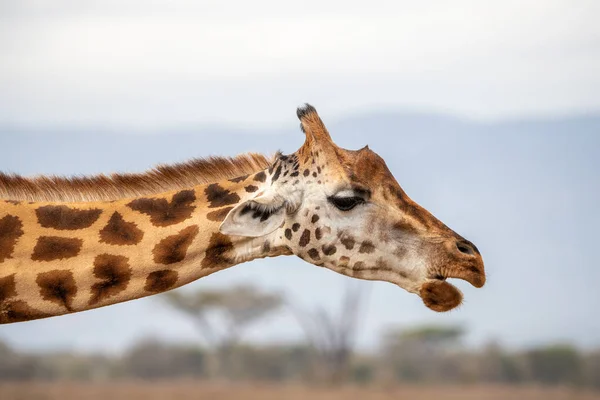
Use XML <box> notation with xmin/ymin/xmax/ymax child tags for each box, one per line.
<box><xmin>219</xmin><ymin>191</ymin><xmax>287</xmax><ymax>237</ymax></box>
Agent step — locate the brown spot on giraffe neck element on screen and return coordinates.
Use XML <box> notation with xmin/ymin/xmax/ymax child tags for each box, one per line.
<box><xmin>0</xmin><ymin>274</ymin><xmax>17</xmax><ymax>303</ymax></box>
<box><xmin>153</xmin><ymin>225</ymin><xmax>199</xmax><ymax>265</ymax></box>
<box><xmin>32</xmin><ymin>236</ymin><xmax>82</xmax><ymax>261</ymax></box>
<box><xmin>1</xmin><ymin>300</ymin><xmax>50</xmax><ymax>324</ymax></box>
<box><xmin>35</xmin><ymin>205</ymin><xmax>102</xmax><ymax>230</ymax></box>
<box><xmin>145</xmin><ymin>270</ymin><xmax>179</xmax><ymax>293</ymax></box>
<box><xmin>201</xmin><ymin>232</ymin><xmax>234</xmax><ymax>269</ymax></box>
<box><xmin>206</xmin><ymin>206</ymin><xmax>234</xmax><ymax>222</ymax></box>
<box><xmin>0</xmin><ymin>275</ymin><xmax>41</xmax><ymax>323</ymax></box>
<box><xmin>205</xmin><ymin>184</ymin><xmax>241</xmax><ymax>208</ymax></box>
<box><xmin>128</xmin><ymin>189</ymin><xmax>196</xmax><ymax>227</ymax></box>
<box><xmin>36</xmin><ymin>270</ymin><xmax>77</xmax><ymax>311</ymax></box>
<box><xmin>99</xmin><ymin>212</ymin><xmax>144</xmax><ymax>246</ymax></box>
<box><xmin>89</xmin><ymin>254</ymin><xmax>132</xmax><ymax>306</ymax></box>
<box><xmin>0</xmin><ymin>215</ymin><xmax>23</xmax><ymax>263</ymax></box>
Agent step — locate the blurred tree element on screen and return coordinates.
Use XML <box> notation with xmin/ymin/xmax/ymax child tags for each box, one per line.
<box><xmin>162</xmin><ymin>284</ymin><xmax>283</xmax><ymax>378</ymax></box>
<box><xmin>290</xmin><ymin>283</ymin><xmax>368</xmax><ymax>385</ymax></box>
<box><xmin>476</xmin><ymin>341</ymin><xmax>524</xmax><ymax>384</ymax></box>
<box><xmin>381</xmin><ymin>324</ymin><xmax>466</xmax><ymax>383</ymax></box>
<box><xmin>0</xmin><ymin>340</ymin><xmax>49</xmax><ymax>381</ymax></box>
<box><xmin>123</xmin><ymin>338</ymin><xmax>206</xmax><ymax>380</ymax></box>
<box><xmin>583</xmin><ymin>350</ymin><xmax>600</xmax><ymax>388</ymax></box>
<box><xmin>2</xmin><ymin>334</ymin><xmax>600</xmax><ymax>388</ymax></box>
<box><xmin>35</xmin><ymin>352</ymin><xmax>115</xmax><ymax>381</ymax></box>
<box><xmin>350</xmin><ymin>355</ymin><xmax>377</xmax><ymax>385</ymax></box>
<box><xmin>395</xmin><ymin>325</ymin><xmax>465</xmax><ymax>347</ymax></box>
<box><xmin>228</xmin><ymin>343</ymin><xmax>313</xmax><ymax>381</ymax></box>
<box><xmin>524</xmin><ymin>344</ymin><xmax>582</xmax><ymax>386</ymax></box>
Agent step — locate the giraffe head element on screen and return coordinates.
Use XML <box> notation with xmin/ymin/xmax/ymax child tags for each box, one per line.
<box><xmin>221</xmin><ymin>104</ymin><xmax>485</xmax><ymax>312</ymax></box>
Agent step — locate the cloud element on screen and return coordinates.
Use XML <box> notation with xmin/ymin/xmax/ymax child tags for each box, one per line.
<box><xmin>0</xmin><ymin>0</ymin><xmax>599</xmax><ymax>127</ymax></box>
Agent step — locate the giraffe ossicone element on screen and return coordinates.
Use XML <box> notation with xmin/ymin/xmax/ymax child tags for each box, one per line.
<box><xmin>0</xmin><ymin>104</ymin><xmax>485</xmax><ymax>324</ymax></box>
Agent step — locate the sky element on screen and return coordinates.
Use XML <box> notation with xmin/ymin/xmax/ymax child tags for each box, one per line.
<box><xmin>0</xmin><ymin>1</ymin><xmax>599</xmax><ymax>354</ymax></box>
<box><xmin>0</xmin><ymin>0</ymin><xmax>599</xmax><ymax>128</ymax></box>
<box><xmin>1</xmin><ymin>118</ymin><xmax>599</xmax><ymax>354</ymax></box>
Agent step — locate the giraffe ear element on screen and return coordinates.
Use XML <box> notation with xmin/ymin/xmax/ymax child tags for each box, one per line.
<box><xmin>219</xmin><ymin>194</ymin><xmax>286</xmax><ymax>237</ymax></box>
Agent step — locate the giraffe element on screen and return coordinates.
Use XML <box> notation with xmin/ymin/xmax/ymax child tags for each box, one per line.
<box><xmin>0</xmin><ymin>104</ymin><xmax>485</xmax><ymax>324</ymax></box>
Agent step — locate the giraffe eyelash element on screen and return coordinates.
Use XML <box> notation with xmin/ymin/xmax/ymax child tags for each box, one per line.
<box><xmin>328</xmin><ymin>196</ymin><xmax>366</xmax><ymax>211</ymax></box>
<box><xmin>239</xmin><ymin>201</ymin><xmax>285</xmax><ymax>222</ymax></box>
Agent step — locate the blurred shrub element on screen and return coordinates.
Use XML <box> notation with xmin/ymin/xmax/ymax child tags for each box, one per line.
<box><xmin>122</xmin><ymin>338</ymin><xmax>206</xmax><ymax>380</ymax></box>
<box><xmin>523</xmin><ymin>344</ymin><xmax>582</xmax><ymax>385</ymax></box>
<box><xmin>1</xmin><ymin>329</ymin><xmax>599</xmax><ymax>389</ymax></box>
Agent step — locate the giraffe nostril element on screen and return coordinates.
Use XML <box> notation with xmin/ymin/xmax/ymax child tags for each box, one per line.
<box><xmin>456</xmin><ymin>240</ymin><xmax>478</xmax><ymax>256</ymax></box>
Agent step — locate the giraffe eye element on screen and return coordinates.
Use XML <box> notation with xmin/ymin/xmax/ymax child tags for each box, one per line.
<box><xmin>328</xmin><ymin>196</ymin><xmax>365</xmax><ymax>211</ymax></box>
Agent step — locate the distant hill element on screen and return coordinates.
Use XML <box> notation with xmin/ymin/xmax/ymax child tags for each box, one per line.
<box><xmin>1</xmin><ymin>111</ymin><xmax>598</xmax><ymax>178</ymax></box>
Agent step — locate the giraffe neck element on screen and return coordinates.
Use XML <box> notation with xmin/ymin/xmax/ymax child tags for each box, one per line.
<box><xmin>0</xmin><ymin>169</ymin><xmax>288</xmax><ymax>324</ymax></box>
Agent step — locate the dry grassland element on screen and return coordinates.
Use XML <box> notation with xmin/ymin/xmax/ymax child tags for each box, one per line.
<box><xmin>1</xmin><ymin>382</ymin><xmax>599</xmax><ymax>400</ymax></box>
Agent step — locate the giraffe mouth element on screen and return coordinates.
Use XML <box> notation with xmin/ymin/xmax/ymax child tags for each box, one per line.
<box><xmin>419</xmin><ymin>263</ymin><xmax>485</xmax><ymax>312</ymax></box>
<box><xmin>419</xmin><ymin>279</ymin><xmax>464</xmax><ymax>312</ymax></box>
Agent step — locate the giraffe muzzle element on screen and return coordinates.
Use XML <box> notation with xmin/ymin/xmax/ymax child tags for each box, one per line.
<box><xmin>449</xmin><ymin>238</ymin><xmax>486</xmax><ymax>288</ymax></box>
<box><xmin>419</xmin><ymin>237</ymin><xmax>485</xmax><ymax>312</ymax></box>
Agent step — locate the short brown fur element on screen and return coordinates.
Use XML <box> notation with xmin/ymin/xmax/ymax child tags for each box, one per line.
<box><xmin>144</xmin><ymin>270</ymin><xmax>179</xmax><ymax>293</ymax></box>
<box><xmin>152</xmin><ymin>225</ymin><xmax>200</xmax><ymax>265</ymax></box>
<box><xmin>36</xmin><ymin>270</ymin><xmax>78</xmax><ymax>311</ymax></box>
<box><xmin>31</xmin><ymin>236</ymin><xmax>83</xmax><ymax>261</ymax></box>
<box><xmin>89</xmin><ymin>254</ymin><xmax>132</xmax><ymax>306</ymax></box>
<box><xmin>0</xmin><ymin>215</ymin><xmax>24</xmax><ymax>263</ymax></box>
<box><xmin>0</xmin><ymin>153</ymin><xmax>271</xmax><ymax>203</ymax></box>
<box><xmin>99</xmin><ymin>212</ymin><xmax>144</xmax><ymax>246</ymax></box>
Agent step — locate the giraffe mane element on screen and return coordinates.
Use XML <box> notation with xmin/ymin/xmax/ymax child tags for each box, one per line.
<box><xmin>0</xmin><ymin>152</ymin><xmax>274</xmax><ymax>203</ymax></box>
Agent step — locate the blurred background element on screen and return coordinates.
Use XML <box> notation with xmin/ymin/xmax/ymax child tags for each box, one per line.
<box><xmin>1</xmin><ymin>1</ymin><xmax>599</xmax><ymax>399</ymax></box>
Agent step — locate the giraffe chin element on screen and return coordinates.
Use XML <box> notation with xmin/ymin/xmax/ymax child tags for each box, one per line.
<box><xmin>419</xmin><ymin>280</ymin><xmax>464</xmax><ymax>312</ymax></box>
